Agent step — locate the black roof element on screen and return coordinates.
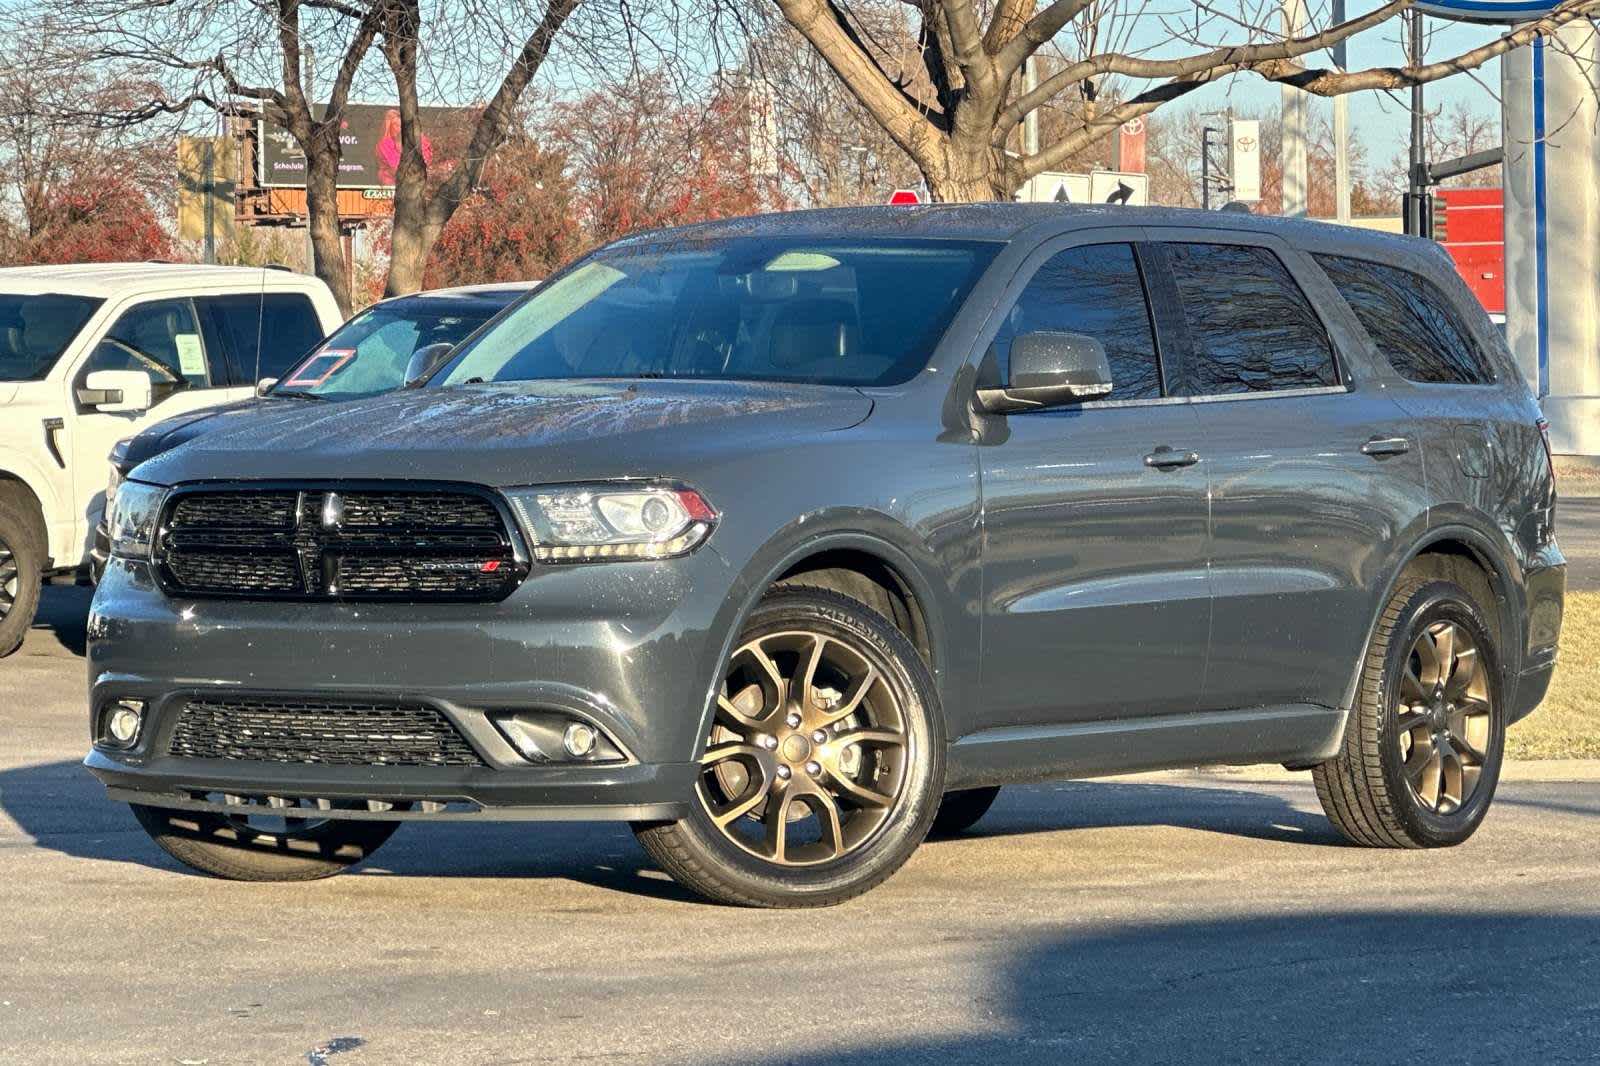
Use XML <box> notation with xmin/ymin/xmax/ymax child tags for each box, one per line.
<box><xmin>615</xmin><ymin>203</ymin><xmax>1436</xmax><ymax>262</ymax></box>
<box><xmin>377</xmin><ymin>287</ymin><xmax>530</xmax><ymax>316</ymax></box>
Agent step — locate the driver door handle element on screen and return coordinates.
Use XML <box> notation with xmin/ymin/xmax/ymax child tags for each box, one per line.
<box><xmin>1144</xmin><ymin>446</ymin><xmax>1201</xmax><ymax>470</ymax></box>
<box><xmin>1361</xmin><ymin>436</ymin><xmax>1411</xmax><ymax>457</ymax></box>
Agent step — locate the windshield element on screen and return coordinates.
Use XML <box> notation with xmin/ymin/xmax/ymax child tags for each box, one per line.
<box><xmin>0</xmin><ymin>293</ymin><xmax>104</xmax><ymax>381</ymax></box>
<box><xmin>274</xmin><ymin>299</ymin><xmax>501</xmax><ymax>400</ymax></box>
<box><xmin>439</xmin><ymin>236</ymin><xmax>999</xmax><ymax>389</ymax></box>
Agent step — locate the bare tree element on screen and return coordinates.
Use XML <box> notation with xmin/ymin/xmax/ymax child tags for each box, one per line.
<box><xmin>769</xmin><ymin>0</ymin><xmax>1600</xmax><ymax>201</ymax></box>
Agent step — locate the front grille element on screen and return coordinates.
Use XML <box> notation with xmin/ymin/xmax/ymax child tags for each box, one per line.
<box><xmin>170</xmin><ymin>697</ymin><xmax>486</xmax><ymax>767</ymax></box>
<box><xmin>156</xmin><ymin>485</ymin><xmax>522</xmax><ymax>602</ymax></box>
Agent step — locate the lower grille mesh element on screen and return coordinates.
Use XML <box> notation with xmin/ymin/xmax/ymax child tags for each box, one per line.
<box><xmin>170</xmin><ymin>698</ymin><xmax>486</xmax><ymax>768</ymax></box>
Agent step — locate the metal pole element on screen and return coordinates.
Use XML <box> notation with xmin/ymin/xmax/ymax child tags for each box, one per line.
<box><xmin>1202</xmin><ymin>127</ymin><xmax>1213</xmax><ymax>210</ymax></box>
<box><xmin>1406</xmin><ymin>10</ymin><xmax>1428</xmax><ymax>234</ymax></box>
<box><xmin>202</xmin><ymin>139</ymin><xmax>216</xmax><ymax>264</ymax></box>
<box><xmin>1332</xmin><ymin>0</ymin><xmax>1351</xmax><ymax>224</ymax></box>
<box><xmin>1022</xmin><ymin>57</ymin><xmax>1040</xmax><ymax>159</ymax></box>
<box><xmin>1280</xmin><ymin>0</ymin><xmax>1309</xmax><ymax>216</ymax></box>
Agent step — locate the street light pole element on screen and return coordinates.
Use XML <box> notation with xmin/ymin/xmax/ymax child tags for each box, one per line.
<box><xmin>1405</xmin><ymin>10</ymin><xmax>1430</xmax><ymax>235</ymax></box>
<box><xmin>1332</xmin><ymin>0</ymin><xmax>1351</xmax><ymax>224</ymax></box>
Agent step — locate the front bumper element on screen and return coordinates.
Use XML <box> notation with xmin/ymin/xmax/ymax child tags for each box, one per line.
<box><xmin>86</xmin><ymin>548</ymin><xmax>741</xmax><ymax>821</ymax></box>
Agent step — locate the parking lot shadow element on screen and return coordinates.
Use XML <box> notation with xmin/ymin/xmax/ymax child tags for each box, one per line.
<box><xmin>4</xmin><ymin>759</ymin><xmax>1340</xmax><ymax>896</ymax></box>
<box><xmin>30</xmin><ymin>585</ymin><xmax>91</xmax><ymax>658</ymax></box>
<box><xmin>717</xmin><ymin>909</ymin><xmax>1600</xmax><ymax>1064</ymax></box>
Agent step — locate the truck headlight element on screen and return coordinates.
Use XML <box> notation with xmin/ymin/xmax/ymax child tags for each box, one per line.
<box><xmin>106</xmin><ymin>481</ymin><xmax>168</xmax><ymax>560</ymax></box>
<box><xmin>505</xmin><ymin>484</ymin><xmax>717</xmax><ymax>563</ymax></box>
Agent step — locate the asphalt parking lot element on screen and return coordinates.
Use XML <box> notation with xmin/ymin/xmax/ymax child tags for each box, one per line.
<box><xmin>3</xmin><ymin>508</ymin><xmax>1598</xmax><ymax>1064</ymax></box>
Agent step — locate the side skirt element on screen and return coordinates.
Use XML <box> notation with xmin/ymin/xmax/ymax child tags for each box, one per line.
<box><xmin>945</xmin><ymin>704</ymin><xmax>1348</xmax><ymax>790</ymax></box>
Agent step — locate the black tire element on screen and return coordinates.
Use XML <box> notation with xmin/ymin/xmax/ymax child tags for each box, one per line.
<box><xmin>931</xmin><ymin>786</ymin><xmax>1001</xmax><ymax>837</ymax></box>
<box><xmin>1313</xmin><ymin>576</ymin><xmax>1506</xmax><ymax>848</ymax></box>
<box><xmin>130</xmin><ymin>803</ymin><xmax>400</xmax><ymax>881</ymax></box>
<box><xmin>634</xmin><ymin>587</ymin><xmax>945</xmax><ymax>907</ymax></box>
<box><xmin>0</xmin><ymin>502</ymin><xmax>43</xmax><ymax>659</ymax></box>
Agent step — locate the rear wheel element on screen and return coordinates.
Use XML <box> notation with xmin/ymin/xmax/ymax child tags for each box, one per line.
<box><xmin>635</xmin><ymin>588</ymin><xmax>944</xmax><ymax>907</ymax></box>
<box><xmin>1314</xmin><ymin>577</ymin><xmax>1505</xmax><ymax>848</ymax></box>
<box><xmin>931</xmin><ymin>786</ymin><xmax>1001</xmax><ymax>836</ymax></box>
<box><xmin>0</xmin><ymin>503</ymin><xmax>43</xmax><ymax>658</ymax></box>
<box><xmin>131</xmin><ymin>801</ymin><xmax>400</xmax><ymax>881</ymax></box>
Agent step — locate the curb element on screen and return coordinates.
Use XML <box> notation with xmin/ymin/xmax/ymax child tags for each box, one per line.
<box><xmin>1113</xmin><ymin>759</ymin><xmax>1600</xmax><ymax>785</ymax></box>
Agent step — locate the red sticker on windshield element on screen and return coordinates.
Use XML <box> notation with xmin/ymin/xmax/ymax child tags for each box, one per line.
<box><xmin>283</xmin><ymin>348</ymin><xmax>356</xmax><ymax>387</ymax></box>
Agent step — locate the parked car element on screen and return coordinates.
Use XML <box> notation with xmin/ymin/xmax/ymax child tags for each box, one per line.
<box><xmin>90</xmin><ymin>282</ymin><xmax>535</xmax><ymax>580</ymax></box>
<box><xmin>0</xmin><ymin>263</ymin><xmax>340</xmax><ymax>655</ymax></box>
<box><xmin>88</xmin><ymin>206</ymin><xmax>1564</xmax><ymax>907</ymax></box>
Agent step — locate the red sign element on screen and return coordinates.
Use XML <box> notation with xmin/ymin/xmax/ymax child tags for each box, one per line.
<box><xmin>1112</xmin><ymin>118</ymin><xmax>1147</xmax><ymax>174</ymax></box>
<box><xmin>887</xmin><ymin>189</ymin><xmax>921</xmax><ymax>205</ymax></box>
<box><xmin>1438</xmin><ymin>187</ymin><xmax>1504</xmax><ymax>315</ymax></box>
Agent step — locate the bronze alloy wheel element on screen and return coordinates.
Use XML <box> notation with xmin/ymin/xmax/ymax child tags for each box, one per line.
<box><xmin>1394</xmin><ymin>619</ymin><xmax>1493</xmax><ymax>816</ymax></box>
<box><xmin>0</xmin><ymin>539</ymin><xmax>16</xmax><ymax>622</ymax></box>
<box><xmin>698</xmin><ymin>629</ymin><xmax>911</xmax><ymax>866</ymax></box>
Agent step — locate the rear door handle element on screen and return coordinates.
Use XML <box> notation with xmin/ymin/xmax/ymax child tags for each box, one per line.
<box><xmin>1144</xmin><ymin>446</ymin><xmax>1201</xmax><ymax>469</ymax></box>
<box><xmin>1361</xmin><ymin>436</ymin><xmax>1411</xmax><ymax>457</ymax></box>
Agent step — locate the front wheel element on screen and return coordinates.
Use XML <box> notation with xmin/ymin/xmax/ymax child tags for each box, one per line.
<box><xmin>635</xmin><ymin>588</ymin><xmax>945</xmax><ymax>907</ymax></box>
<box><xmin>0</xmin><ymin>503</ymin><xmax>43</xmax><ymax>658</ymax></box>
<box><xmin>1313</xmin><ymin>576</ymin><xmax>1505</xmax><ymax>848</ymax></box>
<box><xmin>131</xmin><ymin>802</ymin><xmax>400</xmax><ymax>881</ymax></box>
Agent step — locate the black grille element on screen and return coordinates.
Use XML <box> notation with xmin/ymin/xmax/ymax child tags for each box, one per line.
<box><xmin>170</xmin><ymin>697</ymin><xmax>486</xmax><ymax>767</ymax></box>
<box><xmin>156</xmin><ymin>486</ymin><xmax>522</xmax><ymax>602</ymax></box>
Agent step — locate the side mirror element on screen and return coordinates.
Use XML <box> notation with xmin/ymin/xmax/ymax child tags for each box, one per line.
<box><xmin>404</xmin><ymin>342</ymin><xmax>455</xmax><ymax>388</ymax></box>
<box><xmin>78</xmin><ymin>370</ymin><xmax>154</xmax><ymax>414</ymax></box>
<box><xmin>256</xmin><ymin>377</ymin><xmax>278</xmax><ymax>398</ymax></box>
<box><xmin>976</xmin><ymin>331</ymin><xmax>1114</xmax><ymax>413</ymax></box>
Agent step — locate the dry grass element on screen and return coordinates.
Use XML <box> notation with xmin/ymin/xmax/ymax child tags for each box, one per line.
<box><xmin>1508</xmin><ymin>589</ymin><xmax>1600</xmax><ymax>760</ymax></box>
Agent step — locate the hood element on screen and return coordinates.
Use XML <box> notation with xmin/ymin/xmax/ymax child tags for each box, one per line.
<box><xmin>119</xmin><ymin>397</ymin><xmax>279</xmax><ymax>471</ymax></box>
<box><xmin>132</xmin><ymin>380</ymin><xmax>875</xmax><ymax>487</ymax></box>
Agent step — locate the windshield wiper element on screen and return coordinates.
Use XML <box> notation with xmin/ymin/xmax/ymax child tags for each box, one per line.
<box><xmin>270</xmin><ymin>389</ymin><xmax>326</xmax><ymax>402</ymax></box>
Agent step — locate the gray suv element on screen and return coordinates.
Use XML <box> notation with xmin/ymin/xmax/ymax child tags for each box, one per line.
<box><xmin>88</xmin><ymin>206</ymin><xmax>1565</xmax><ymax>907</ymax></box>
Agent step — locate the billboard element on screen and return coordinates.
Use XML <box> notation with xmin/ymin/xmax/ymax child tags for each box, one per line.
<box><xmin>258</xmin><ymin>103</ymin><xmax>475</xmax><ymax>188</ymax></box>
<box><xmin>1413</xmin><ymin>0</ymin><xmax>1561</xmax><ymax>22</ymax></box>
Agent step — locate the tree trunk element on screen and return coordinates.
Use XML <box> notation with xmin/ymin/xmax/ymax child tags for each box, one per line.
<box><xmin>924</xmin><ymin>136</ymin><xmax>1015</xmax><ymax>202</ymax></box>
<box><xmin>385</xmin><ymin>208</ymin><xmax>439</xmax><ymax>296</ymax></box>
<box><xmin>303</xmin><ymin>144</ymin><xmax>352</xmax><ymax>315</ymax></box>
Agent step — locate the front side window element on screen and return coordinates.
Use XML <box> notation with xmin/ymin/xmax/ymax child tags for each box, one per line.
<box><xmin>992</xmin><ymin>242</ymin><xmax>1162</xmax><ymax>402</ymax></box>
<box><xmin>0</xmin><ymin>293</ymin><xmax>103</xmax><ymax>381</ymax></box>
<box><xmin>198</xmin><ymin>293</ymin><xmax>325</xmax><ymax>382</ymax></box>
<box><xmin>275</xmin><ymin>300</ymin><xmax>499</xmax><ymax>399</ymax></box>
<box><xmin>1315</xmin><ymin>254</ymin><xmax>1495</xmax><ymax>385</ymax></box>
<box><xmin>440</xmin><ymin>237</ymin><xmax>1000</xmax><ymax>389</ymax></box>
<box><xmin>86</xmin><ymin>298</ymin><xmax>211</xmax><ymax>394</ymax></box>
<box><xmin>1165</xmin><ymin>243</ymin><xmax>1339</xmax><ymax>395</ymax></box>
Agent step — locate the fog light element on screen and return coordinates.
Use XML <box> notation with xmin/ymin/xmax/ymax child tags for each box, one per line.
<box><xmin>563</xmin><ymin>722</ymin><xmax>598</xmax><ymax>758</ymax></box>
<box><xmin>105</xmin><ymin>700</ymin><xmax>145</xmax><ymax>746</ymax></box>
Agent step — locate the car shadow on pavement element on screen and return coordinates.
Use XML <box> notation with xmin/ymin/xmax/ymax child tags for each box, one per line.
<box><xmin>712</xmin><ymin>909</ymin><xmax>1600</xmax><ymax>1064</ymax></box>
<box><xmin>29</xmin><ymin>586</ymin><xmax>91</xmax><ymax>658</ymax></box>
<box><xmin>3</xmin><ymin>759</ymin><xmax>1339</xmax><ymax>898</ymax></box>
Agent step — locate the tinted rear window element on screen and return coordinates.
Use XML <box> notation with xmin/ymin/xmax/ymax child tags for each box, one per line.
<box><xmin>1315</xmin><ymin>255</ymin><xmax>1495</xmax><ymax>385</ymax></box>
<box><xmin>1165</xmin><ymin>243</ymin><xmax>1339</xmax><ymax>395</ymax></box>
<box><xmin>199</xmin><ymin>293</ymin><xmax>326</xmax><ymax>383</ymax></box>
<box><xmin>0</xmin><ymin>293</ymin><xmax>103</xmax><ymax>381</ymax></box>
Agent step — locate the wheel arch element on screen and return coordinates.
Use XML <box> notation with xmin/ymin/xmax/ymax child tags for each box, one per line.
<box><xmin>1340</xmin><ymin>523</ymin><xmax>1522</xmax><ymax>718</ymax></box>
<box><xmin>691</xmin><ymin>516</ymin><xmax>961</xmax><ymax>758</ymax></box>
<box><xmin>0</xmin><ymin>464</ymin><xmax>51</xmax><ymax>562</ymax></box>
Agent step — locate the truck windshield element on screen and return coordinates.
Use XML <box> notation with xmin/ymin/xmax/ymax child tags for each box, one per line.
<box><xmin>274</xmin><ymin>299</ymin><xmax>501</xmax><ymax>400</ymax></box>
<box><xmin>439</xmin><ymin>237</ymin><xmax>999</xmax><ymax>389</ymax></box>
<box><xmin>0</xmin><ymin>293</ymin><xmax>104</xmax><ymax>381</ymax></box>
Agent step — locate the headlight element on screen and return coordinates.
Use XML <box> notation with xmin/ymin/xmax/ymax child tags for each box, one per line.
<box><xmin>105</xmin><ymin>439</ymin><xmax>131</xmax><ymax>510</ymax></box>
<box><xmin>505</xmin><ymin>484</ymin><xmax>717</xmax><ymax>563</ymax></box>
<box><xmin>106</xmin><ymin>481</ymin><xmax>168</xmax><ymax>560</ymax></box>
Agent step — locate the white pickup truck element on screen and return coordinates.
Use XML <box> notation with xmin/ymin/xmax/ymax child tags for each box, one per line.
<box><xmin>0</xmin><ymin>263</ymin><xmax>342</xmax><ymax>655</ymax></box>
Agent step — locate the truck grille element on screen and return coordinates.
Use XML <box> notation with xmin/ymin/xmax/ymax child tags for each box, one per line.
<box><xmin>169</xmin><ymin>697</ymin><xmax>486</xmax><ymax>767</ymax></box>
<box><xmin>156</xmin><ymin>486</ymin><xmax>522</xmax><ymax>602</ymax></box>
